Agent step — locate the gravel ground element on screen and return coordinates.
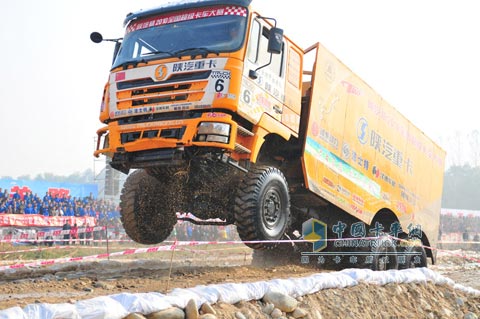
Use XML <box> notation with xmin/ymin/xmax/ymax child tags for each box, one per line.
<box><xmin>0</xmin><ymin>247</ymin><xmax>478</xmax><ymax>318</ymax></box>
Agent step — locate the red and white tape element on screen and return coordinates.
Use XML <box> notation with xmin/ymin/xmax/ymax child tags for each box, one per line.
<box><xmin>0</xmin><ymin>240</ymin><xmax>238</xmax><ymax>271</ymax></box>
<box><xmin>0</xmin><ymin>237</ymin><xmax>478</xmax><ymax>271</ymax></box>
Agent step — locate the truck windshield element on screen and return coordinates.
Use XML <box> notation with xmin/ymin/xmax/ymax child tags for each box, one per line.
<box><xmin>113</xmin><ymin>13</ymin><xmax>247</xmax><ymax>69</ymax></box>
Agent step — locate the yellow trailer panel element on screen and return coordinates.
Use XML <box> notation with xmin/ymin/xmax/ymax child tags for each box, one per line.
<box><xmin>302</xmin><ymin>43</ymin><xmax>446</xmax><ymax>247</ymax></box>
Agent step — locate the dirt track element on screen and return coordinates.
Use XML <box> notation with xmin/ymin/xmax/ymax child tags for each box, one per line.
<box><xmin>0</xmin><ymin>247</ymin><xmax>479</xmax><ymax>318</ymax></box>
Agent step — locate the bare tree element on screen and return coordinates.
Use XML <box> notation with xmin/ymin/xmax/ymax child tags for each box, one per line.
<box><xmin>468</xmin><ymin>130</ymin><xmax>480</xmax><ymax>167</ymax></box>
<box><xmin>445</xmin><ymin>130</ymin><xmax>465</xmax><ymax>167</ymax></box>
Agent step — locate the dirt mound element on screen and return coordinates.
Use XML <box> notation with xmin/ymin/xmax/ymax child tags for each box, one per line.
<box><xmin>0</xmin><ymin>250</ymin><xmax>479</xmax><ymax>318</ymax></box>
<box><xmin>212</xmin><ymin>282</ymin><xmax>479</xmax><ymax>319</ymax></box>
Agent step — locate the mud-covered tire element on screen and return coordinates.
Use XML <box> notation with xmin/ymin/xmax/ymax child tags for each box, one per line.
<box><xmin>120</xmin><ymin>169</ymin><xmax>176</xmax><ymax>245</ymax></box>
<box><xmin>234</xmin><ymin>166</ymin><xmax>291</xmax><ymax>250</ymax></box>
<box><xmin>369</xmin><ymin>235</ymin><xmax>399</xmax><ymax>271</ymax></box>
<box><xmin>398</xmin><ymin>238</ymin><xmax>428</xmax><ymax>269</ymax></box>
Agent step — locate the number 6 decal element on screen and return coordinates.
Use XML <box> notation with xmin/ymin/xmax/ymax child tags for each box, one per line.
<box><xmin>208</xmin><ymin>70</ymin><xmax>231</xmax><ymax>94</ymax></box>
<box><xmin>243</xmin><ymin>89</ymin><xmax>251</xmax><ymax>104</ymax></box>
<box><xmin>215</xmin><ymin>79</ymin><xmax>225</xmax><ymax>92</ymax></box>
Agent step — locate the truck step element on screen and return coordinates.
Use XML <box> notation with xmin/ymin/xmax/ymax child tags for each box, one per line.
<box><xmin>235</xmin><ymin>143</ymin><xmax>251</xmax><ymax>154</ymax></box>
<box><xmin>237</xmin><ymin>125</ymin><xmax>254</xmax><ymax>137</ymax></box>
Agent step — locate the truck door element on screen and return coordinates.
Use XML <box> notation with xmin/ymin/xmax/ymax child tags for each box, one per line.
<box><xmin>238</xmin><ymin>15</ymin><xmax>287</xmax><ymax>126</ymax></box>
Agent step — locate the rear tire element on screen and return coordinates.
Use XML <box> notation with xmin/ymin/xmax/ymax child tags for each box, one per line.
<box><xmin>369</xmin><ymin>235</ymin><xmax>399</xmax><ymax>271</ymax></box>
<box><xmin>398</xmin><ymin>238</ymin><xmax>428</xmax><ymax>269</ymax></box>
<box><xmin>120</xmin><ymin>169</ymin><xmax>176</xmax><ymax>245</ymax></box>
<box><xmin>234</xmin><ymin>166</ymin><xmax>291</xmax><ymax>250</ymax></box>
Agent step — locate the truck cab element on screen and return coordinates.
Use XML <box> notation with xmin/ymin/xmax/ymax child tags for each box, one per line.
<box><xmin>93</xmin><ymin>0</ymin><xmax>307</xmax><ymax>250</ymax></box>
<box><xmin>94</xmin><ymin>0</ymin><xmax>303</xmax><ymax>174</ymax></box>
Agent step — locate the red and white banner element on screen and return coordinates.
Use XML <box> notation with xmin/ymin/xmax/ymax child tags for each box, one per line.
<box><xmin>441</xmin><ymin>208</ymin><xmax>480</xmax><ymax>218</ymax></box>
<box><xmin>126</xmin><ymin>5</ymin><xmax>247</xmax><ymax>33</ymax></box>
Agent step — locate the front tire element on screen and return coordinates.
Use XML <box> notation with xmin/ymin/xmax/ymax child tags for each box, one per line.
<box><xmin>120</xmin><ymin>169</ymin><xmax>176</xmax><ymax>245</ymax></box>
<box><xmin>234</xmin><ymin>166</ymin><xmax>291</xmax><ymax>250</ymax></box>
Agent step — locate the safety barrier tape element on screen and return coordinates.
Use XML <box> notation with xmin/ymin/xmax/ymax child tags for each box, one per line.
<box><xmin>433</xmin><ymin>248</ymin><xmax>480</xmax><ymax>264</ymax></box>
<box><xmin>0</xmin><ymin>243</ymin><xmax>250</xmax><ymax>260</ymax></box>
<box><xmin>0</xmin><ymin>240</ymin><xmax>260</xmax><ymax>271</ymax></box>
<box><xmin>0</xmin><ymin>238</ymin><xmax>132</xmax><ymax>244</ymax></box>
<box><xmin>3</xmin><ymin>234</ymin><xmax>479</xmax><ymax>246</ymax></box>
<box><xmin>394</xmin><ymin>236</ymin><xmax>480</xmax><ymax>264</ymax></box>
<box><xmin>439</xmin><ymin>241</ymin><xmax>480</xmax><ymax>244</ymax></box>
<box><xmin>0</xmin><ymin>237</ymin><xmax>478</xmax><ymax>271</ymax></box>
<box><xmin>0</xmin><ymin>244</ymin><xmax>137</xmax><ymax>256</ymax></box>
<box><xmin>0</xmin><ymin>224</ymin><xmax>237</xmax><ymax>243</ymax></box>
<box><xmin>0</xmin><ymin>242</ymin><xmax>181</xmax><ymax>271</ymax></box>
<box><xmin>0</xmin><ymin>235</ymin><xmax>476</xmax><ymax>249</ymax></box>
<box><xmin>2</xmin><ymin>228</ymin><xmax>477</xmax><ymax>245</ymax></box>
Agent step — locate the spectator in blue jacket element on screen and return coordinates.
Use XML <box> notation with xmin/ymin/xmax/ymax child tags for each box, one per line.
<box><xmin>24</xmin><ymin>203</ymin><xmax>35</xmax><ymax>214</ymax></box>
<box><xmin>64</xmin><ymin>205</ymin><xmax>75</xmax><ymax>217</ymax></box>
<box><xmin>40</xmin><ymin>203</ymin><xmax>50</xmax><ymax>216</ymax></box>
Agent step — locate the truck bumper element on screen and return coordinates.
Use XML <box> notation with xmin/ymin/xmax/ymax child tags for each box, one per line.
<box><xmin>94</xmin><ymin>112</ymin><xmax>239</xmax><ymax>171</ymax></box>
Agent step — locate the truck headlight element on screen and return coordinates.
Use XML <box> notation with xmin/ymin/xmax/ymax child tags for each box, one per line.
<box><xmin>196</xmin><ymin>122</ymin><xmax>230</xmax><ymax>144</ymax></box>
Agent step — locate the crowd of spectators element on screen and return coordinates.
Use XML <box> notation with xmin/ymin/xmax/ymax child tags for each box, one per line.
<box><xmin>0</xmin><ymin>187</ymin><xmax>119</xmax><ymax>220</ymax></box>
<box><xmin>0</xmin><ymin>187</ymin><xmax>241</xmax><ymax>244</ymax></box>
<box><xmin>440</xmin><ymin>214</ymin><xmax>480</xmax><ymax>240</ymax></box>
<box><xmin>0</xmin><ymin>186</ymin><xmax>248</xmax><ymax>251</ymax></box>
<box><xmin>440</xmin><ymin>214</ymin><xmax>480</xmax><ymax>235</ymax></box>
<box><xmin>439</xmin><ymin>214</ymin><xmax>480</xmax><ymax>251</ymax></box>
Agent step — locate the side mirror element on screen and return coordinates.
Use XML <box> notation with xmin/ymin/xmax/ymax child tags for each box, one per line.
<box><xmin>90</xmin><ymin>32</ymin><xmax>123</xmax><ymax>65</ymax></box>
<box><xmin>90</xmin><ymin>32</ymin><xmax>104</xmax><ymax>44</ymax></box>
<box><xmin>267</xmin><ymin>27</ymin><xmax>283</xmax><ymax>54</ymax></box>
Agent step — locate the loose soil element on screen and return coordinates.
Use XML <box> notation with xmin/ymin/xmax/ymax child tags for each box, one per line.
<box><xmin>0</xmin><ymin>246</ymin><xmax>479</xmax><ymax>318</ymax></box>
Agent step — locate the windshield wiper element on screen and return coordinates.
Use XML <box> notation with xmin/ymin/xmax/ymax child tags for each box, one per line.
<box><xmin>116</xmin><ymin>48</ymin><xmax>218</xmax><ymax>69</ymax></box>
<box><xmin>173</xmin><ymin>47</ymin><xmax>219</xmax><ymax>59</ymax></box>
<box><xmin>118</xmin><ymin>58</ymin><xmax>148</xmax><ymax>70</ymax></box>
<box><xmin>142</xmin><ymin>50</ymin><xmax>175</xmax><ymax>58</ymax></box>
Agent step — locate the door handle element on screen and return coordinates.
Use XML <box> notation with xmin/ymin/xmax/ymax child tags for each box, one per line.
<box><xmin>273</xmin><ymin>105</ymin><xmax>283</xmax><ymax>114</ymax></box>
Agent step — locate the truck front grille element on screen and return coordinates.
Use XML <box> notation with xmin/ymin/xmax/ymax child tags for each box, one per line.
<box><xmin>120</xmin><ymin>127</ymin><xmax>186</xmax><ymax>144</ymax></box>
<box><xmin>130</xmin><ymin>93</ymin><xmax>189</xmax><ymax>107</ymax></box>
<box><xmin>115</xmin><ymin>70</ymin><xmax>211</xmax><ymax>110</ymax></box>
<box><xmin>118</xmin><ymin>111</ymin><xmax>202</xmax><ymax>125</ymax></box>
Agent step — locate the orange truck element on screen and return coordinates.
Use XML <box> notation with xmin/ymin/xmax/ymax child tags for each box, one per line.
<box><xmin>92</xmin><ymin>0</ymin><xmax>445</xmax><ymax>269</ymax></box>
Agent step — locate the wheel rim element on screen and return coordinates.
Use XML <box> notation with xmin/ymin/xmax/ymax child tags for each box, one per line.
<box><xmin>372</xmin><ymin>237</ymin><xmax>398</xmax><ymax>271</ymax></box>
<box><xmin>377</xmin><ymin>246</ymin><xmax>390</xmax><ymax>271</ymax></box>
<box><xmin>407</xmin><ymin>246</ymin><xmax>427</xmax><ymax>268</ymax></box>
<box><xmin>233</xmin><ymin>166</ymin><xmax>291</xmax><ymax>249</ymax></box>
<box><xmin>261</xmin><ymin>188</ymin><xmax>283</xmax><ymax>234</ymax></box>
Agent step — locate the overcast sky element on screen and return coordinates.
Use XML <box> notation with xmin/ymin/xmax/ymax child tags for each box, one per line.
<box><xmin>1</xmin><ymin>0</ymin><xmax>478</xmax><ymax>179</ymax></box>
